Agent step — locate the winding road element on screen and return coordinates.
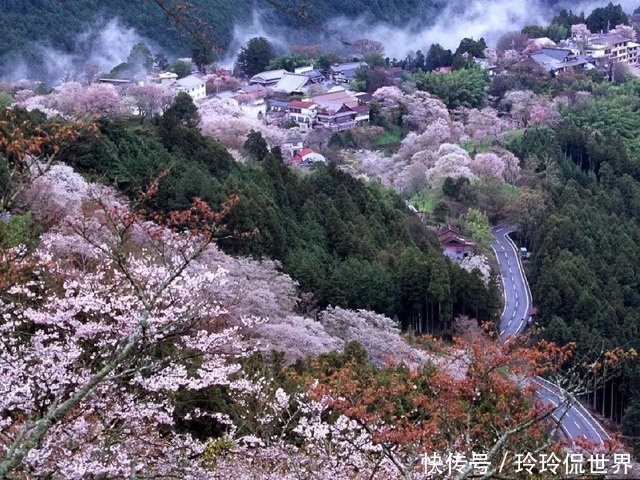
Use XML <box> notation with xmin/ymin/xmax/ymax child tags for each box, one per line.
<box><xmin>491</xmin><ymin>226</ymin><xmax>610</xmax><ymax>444</ymax></box>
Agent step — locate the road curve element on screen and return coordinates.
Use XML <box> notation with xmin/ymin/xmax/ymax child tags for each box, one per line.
<box><xmin>491</xmin><ymin>226</ymin><xmax>610</xmax><ymax>445</ymax></box>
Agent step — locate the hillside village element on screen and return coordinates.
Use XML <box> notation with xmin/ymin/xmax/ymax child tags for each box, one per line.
<box><xmin>85</xmin><ymin>23</ymin><xmax>640</xmax><ymax>170</ymax></box>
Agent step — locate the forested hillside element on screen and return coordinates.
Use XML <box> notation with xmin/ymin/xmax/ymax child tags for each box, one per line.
<box><xmin>504</xmin><ymin>81</ymin><xmax>640</xmax><ymax>435</ymax></box>
<box><xmin>0</xmin><ymin>0</ymin><xmax>441</xmax><ymax>78</ymax></box>
<box><xmin>41</xmin><ymin>108</ymin><xmax>499</xmax><ymax>333</ymax></box>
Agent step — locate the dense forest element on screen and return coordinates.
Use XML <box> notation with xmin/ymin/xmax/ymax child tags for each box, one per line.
<box><xmin>503</xmin><ymin>81</ymin><xmax>640</xmax><ymax>436</ymax></box>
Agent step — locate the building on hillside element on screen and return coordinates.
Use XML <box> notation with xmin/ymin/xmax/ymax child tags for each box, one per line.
<box><xmin>584</xmin><ymin>34</ymin><xmax>640</xmax><ymax>65</ymax></box>
<box><xmin>292</xmin><ymin>148</ymin><xmax>326</xmax><ymax>166</ymax></box>
<box><xmin>273</xmin><ymin>73</ymin><xmax>314</xmax><ymax>95</ymax></box>
<box><xmin>437</xmin><ymin>224</ymin><xmax>475</xmax><ymax>260</ymax></box>
<box><xmin>525</xmin><ymin>48</ymin><xmax>594</xmax><ymax>73</ymax></box>
<box><xmin>249</xmin><ymin>69</ymin><xmax>287</xmax><ymax>86</ymax></box>
<box><xmin>329</xmin><ymin>62</ymin><xmax>367</xmax><ymax>83</ymax></box>
<box><xmin>288</xmin><ymin>100</ymin><xmax>317</xmax><ymax>125</ymax></box>
<box><xmin>295</xmin><ymin>66</ymin><xmax>325</xmax><ymax>83</ymax></box>
<box><xmin>97</xmin><ymin>78</ymin><xmax>132</xmax><ymax>85</ymax></box>
<box><xmin>175</xmin><ymin>74</ymin><xmax>206</xmax><ymax>100</ymax></box>
<box><xmin>158</xmin><ymin>72</ymin><xmax>178</xmax><ymax>85</ymax></box>
<box><xmin>281</xmin><ymin>131</ymin><xmax>305</xmax><ymax>157</ymax></box>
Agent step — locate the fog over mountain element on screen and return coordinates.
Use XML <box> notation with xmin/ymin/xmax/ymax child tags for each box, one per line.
<box><xmin>1</xmin><ymin>0</ymin><xmax>637</xmax><ymax>82</ymax></box>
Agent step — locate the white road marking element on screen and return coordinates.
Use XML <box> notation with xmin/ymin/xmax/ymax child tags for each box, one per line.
<box><xmin>504</xmin><ymin>252</ymin><xmax>508</xmax><ymax>258</ymax></box>
<box><xmin>509</xmin><ymin>267</ymin><xmax>512</xmax><ymax>274</ymax></box>
<box><xmin>515</xmin><ymin>301</ymin><xmax>519</xmax><ymax>308</ymax></box>
<box><xmin>575</xmin><ymin>421</ymin><xmax>581</xmax><ymax>429</ymax></box>
<box><xmin>500</xmin><ymin>245</ymin><xmax>505</xmax><ymax>250</ymax></box>
<box><xmin>508</xmin><ymin>320</ymin><xmax>512</xmax><ymax>326</ymax></box>
<box><xmin>511</xmin><ymin>311</ymin><xmax>516</xmax><ymax>318</ymax></box>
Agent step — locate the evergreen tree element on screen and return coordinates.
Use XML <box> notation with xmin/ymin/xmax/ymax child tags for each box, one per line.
<box><xmin>235</xmin><ymin>37</ymin><xmax>276</xmax><ymax>77</ymax></box>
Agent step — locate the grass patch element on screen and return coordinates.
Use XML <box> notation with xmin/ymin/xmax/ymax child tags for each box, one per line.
<box><xmin>408</xmin><ymin>187</ymin><xmax>439</xmax><ymax>214</ymax></box>
<box><xmin>461</xmin><ymin>139</ymin><xmax>492</xmax><ymax>155</ymax></box>
<box><xmin>372</xmin><ymin>127</ymin><xmax>402</xmax><ymax>146</ymax></box>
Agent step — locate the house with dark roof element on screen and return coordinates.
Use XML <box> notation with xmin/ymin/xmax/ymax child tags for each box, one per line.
<box><xmin>329</xmin><ymin>62</ymin><xmax>367</xmax><ymax>83</ymax></box>
<box><xmin>526</xmin><ymin>48</ymin><xmax>594</xmax><ymax>73</ymax></box>
<box><xmin>437</xmin><ymin>224</ymin><xmax>475</xmax><ymax>260</ymax></box>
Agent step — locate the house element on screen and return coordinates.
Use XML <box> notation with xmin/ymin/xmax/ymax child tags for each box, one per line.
<box><xmin>175</xmin><ymin>74</ymin><xmax>206</xmax><ymax>100</ymax></box>
<box><xmin>249</xmin><ymin>69</ymin><xmax>287</xmax><ymax>86</ymax></box>
<box><xmin>309</xmin><ymin>88</ymin><xmax>359</xmax><ymax>109</ymax></box>
<box><xmin>433</xmin><ymin>66</ymin><xmax>453</xmax><ymax>74</ymax></box>
<box><xmin>273</xmin><ymin>73</ymin><xmax>313</xmax><ymax>95</ymax></box>
<box><xmin>288</xmin><ymin>100</ymin><xmax>317</xmax><ymax>125</ymax></box>
<box><xmin>158</xmin><ymin>72</ymin><xmax>178</xmax><ymax>85</ymax></box>
<box><xmin>97</xmin><ymin>78</ymin><xmax>132</xmax><ymax>85</ymax></box>
<box><xmin>295</xmin><ymin>66</ymin><xmax>325</xmax><ymax>83</ymax></box>
<box><xmin>329</xmin><ymin>62</ymin><xmax>367</xmax><ymax>83</ymax></box>
<box><xmin>584</xmin><ymin>34</ymin><xmax>640</xmax><ymax>65</ymax></box>
<box><xmin>307</xmin><ymin>88</ymin><xmax>369</xmax><ymax>129</ymax></box>
<box><xmin>437</xmin><ymin>224</ymin><xmax>474</xmax><ymax>260</ymax></box>
<box><xmin>315</xmin><ymin>103</ymin><xmax>359</xmax><ymax>131</ymax></box>
<box><xmin>293</xmin><ymin>148</ymin><xmax>326</xmax><ymax>166</ymax></box>
<box><xmin>527</xmin><ymin>48</ymin><xmax>594</xmax><ymax>73</ymax></box>
<box><xmin>282</xmin><ymin>131</ymin><xmax>305</xmax><ymax>157</ymax></box>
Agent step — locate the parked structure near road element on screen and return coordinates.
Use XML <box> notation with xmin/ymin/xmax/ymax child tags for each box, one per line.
<box><xmin>438</xmin><ymin>224</ymin><xmax>475</xmax><ymax>260</ymax></box>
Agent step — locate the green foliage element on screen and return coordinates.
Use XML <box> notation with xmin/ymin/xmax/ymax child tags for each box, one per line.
<box><xmin>410</xmin><ymin>67</ymin><xmax>489</xmax><ymax>109</ymax></box>
<box><xmin>243</xmin><ymin>130</ymin><xmax>269</xmax><ymax>163</ymax></box>
<box><xmin>425</xmin><ymin>44</ymin><xmax>453</xmax><ymax>71</ymax></box>
<box><xmin>127</xmin><ymin>42</ymin><xmax>153</xmax><ymax>71</ymax></box>
<box><xmin>235</xmin><ymin>37</ymin><xmax>275</xmax><ymax>77</ymax></box>
<box><xmin>190</xmin><ymin>32</ymin><xmax>215</xmax><ymax>72</ymax></box>
<box><xmin>551</xmin><ymin>9</ymin><xmax>586</xmax><ymax>31</ymax></box>
<box><xmin>454</xmin><ymin>37</ymin><xmax>487</xmax><ymax>58</ymax></box>
<box><xmin>154</xmin><ymin>52</ymin><xmax>169</xmax><ymax>70</ymax></box>
<box><xmin>462</xmin><ymin>208</ymin><xmax>492</xmax><ymax>249</ymax></box>
<box><xmin>168</xmin><ymin>60</ymin><xmax>192</xmax><ymax>79</ymax></box>
<box><xmin>267</xmin><ymin>54</ymin><xmax>310</xmax><ymax>72</ymax></box>
<box><xmin>0</xmin><ymin>92</ymin><xmax>12</xmax><ymax>112</ymax></box>
<box><xmin>0</xmin><ymin>212</ymin><xmax>39</xmax><ymax>249</ymax></box>
<box><xmin>586</xmin><ymin>2</ymin><xmax>629</xmax><ymax>33</ymax></box>
<box><xmin>168</xmin><ymin>92</ymin><xmax>199</xmax><ymax>128</ymax></box>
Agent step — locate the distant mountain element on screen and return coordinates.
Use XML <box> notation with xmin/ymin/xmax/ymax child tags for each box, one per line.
<box><xmin>0</xmin><ymin>0</ymin><xmax>442</xmax><ymax>82</ymax></box>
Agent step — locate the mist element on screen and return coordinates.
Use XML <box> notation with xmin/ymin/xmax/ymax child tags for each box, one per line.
<box><xmin>2</xmin><ymin>19</ymin><xmax>153</xmax><ymax>85</ymax></box>
<box><xmin>223</xmin><ymin>0</ymin><xmax>640</xmax><ymax>63</ymax></box>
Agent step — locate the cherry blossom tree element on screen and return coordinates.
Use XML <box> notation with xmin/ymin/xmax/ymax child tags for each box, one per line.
<box><xmin>503</xmin><ymin>90</ymin><xmax>537</xmax><ymax>127</ymax></box>
<box><xmin>469</xmin><ymin>152</ymin><xmax>506</xmax><ymax>179</ymax></box>
<box><xmin>125</xmin><ymin>83</ymin><xmax>175</xmax><ymax>123</ymax></box>
<box><xmin>465</xmin><ymin>107</ymin><xmax>506</xmax><ymax>140</ymax></box>
<box><xmin>426</xmin><ymin>144</ymin><xmax>476</xmax><ymax>183</ymax></box>
<box><xmin>609</xmin><ymin>24</ymin><xmax>637</xmax><ymax>41</ymax></box>
<box><xmin>199</xmin><ymin>98</ymin><xmax>286</xmax><ymax>150</ymax></box>
<box><xmin>0</xmin><ymin>174</ymin><xmax>251</xmax><ymax>477</ymax></box>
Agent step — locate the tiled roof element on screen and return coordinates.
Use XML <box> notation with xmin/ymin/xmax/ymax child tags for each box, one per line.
<box><xmin>250</xmin><ymin>69</ymin><xmax>287</xmax><ymax>83</ymax></box>
<box><xmin>289</xmin><ymin>100</ymin><xmax>315</xmax><ymax>108</ymax></box>
<box><xmin>274</xmin><ymin>73</ymin><xmax>310</xmax><ymax>93</ymax></box>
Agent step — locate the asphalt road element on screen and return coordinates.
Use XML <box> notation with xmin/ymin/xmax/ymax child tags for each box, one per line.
<box><xmin>492</xmin><ymin>226</ymin><xmax>610</xmax><ymax>444</ymax></box>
